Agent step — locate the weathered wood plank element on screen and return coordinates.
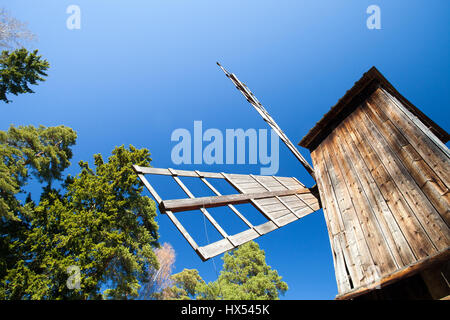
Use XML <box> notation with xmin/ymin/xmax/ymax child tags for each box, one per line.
<box><xmin>169</xmin><ymin>170</ymin><xmax>231</xmax><ymax>242</ymax></box>
<box><xmin>355</xmin><ymin>108</ymin><xmax>450</xmax><ymax>250</ymax></box>
<box><xmin>375</xmin><ymin>89</ymin><xmax>450</xmax><ymax>187</ymax></box>
<box><xmin>134</xmin><ymin>166</ymin><xmax>224</xmax><ymax>179</ymax></box>
<box><xmin>161</xmin><ymin>188</ymin><xmax>309</xmax><ymax>212</ymax></box>
<box><xmin>336</xmin><ymin>247</ymin><xmax>450</xmax><ymax>300</ymax></box>
<box><xmin>322</xmin><ymin>139</ymin><xmax>375</xmax><ymax>285</ymax></box>
<box><xmin>384</xmin><ymin>89</ymin><xmax>450</xmax><ymax>159</ymax></box>
<box><xmin>338</xmin><ymin>120</ymin><xmax>416</xmax><ymax>267</ymax></box>
<box><xmin>273</xmin><ymin>176</ymin><xmax>320</xmax><ymax>212</ymax></box>
<box><xmin>314</xmin><ymin>142</ymin><xmax>364</xmax><ymax>288</ymax></box>
<box><xmin>136</xmin><ymin>173</ymin><xmax>163</xmax><ymax>204</ymax></box>
<box><xmin>165</xmin><ymin>211</ymin><xmax>199</xmax><ymax>251</ymax></box>
<box><xmin>254</xmin><ymin>221</ymin><xmax>278</xmax><ymax>234</ymax></box>
<box><xmin>276</xmin><ymin>213</ymin><xmax>298</xmax><ymax>227</ymax></box>
<box><xmin>311</xmin><ymin>149</ymin><xmax>352</xmax><ymax>293</ymax></box>
<box><xmin>249</xmin><ymin>175</ymin><xmax>297</xmax><ymax>221</ymax></box>
<box><xmin>222</xmin><ymin>173</ymin><xmax>282</xmax><ymax>228</ymax></box>
<box><xmin>345</xmin><ymin>111</ymin><xmax>437</xmax><ymax>260</ymax></box>
<box><xmin>199</xmin><ymin>238</ymin><xmax>234</xmax><ymax>260</ymax></box>
<box><xmin>329</xmin><ymin>128</ymin><xmax>399</xmax><ymax>274</ymax></box>
<box><xmin>365</xmin><ymin>98</ymin><xmax>450</xmax><ymax>227</ymax></box>
<box><xmin>197</xmin><ymin>172</ymin><xmax>256</xmax><ymax>231</ymax></box>
<box><xmin>228</xmin><ymin>228</ymin><xmax>260</xmax><ymax>247</ymax></box>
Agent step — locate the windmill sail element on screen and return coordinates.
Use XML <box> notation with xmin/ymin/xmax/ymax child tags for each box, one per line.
<box><xmin>134</xmin><ymin>165</ymin><xmax>321</xmax><ymax>261</ymax></box>
<box><xmin>217</xmin><ymin>62</ymin><xmax>316</xmax><ymax>181</ymax></box>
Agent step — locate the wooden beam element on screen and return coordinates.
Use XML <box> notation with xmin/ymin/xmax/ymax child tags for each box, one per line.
<box><xmin>196</xmin><ymin>171</ymin><xmax>257</xmax><ymax>232</ymax></box>
<box><xmin>136</xmin><ymin>173</ymin><xmax>163</xmax><ymax>204</ymax></box>
<box><xmin>133</xmin><ymin>165</ymin><xmax>225</xmax><ymax>179</ymax></box>
<box><xmin>217</xmin><ymin>62</ymin><xmax>316</xmax><ymax>181</ymax></box>
<box><xmin>161</xmin><ymin>188</ymin><xmax>309</xmax><ymax>212</ymax></box>
<box><xmin>336</xmin><ymin>247</ymin><xmax>450</xmax><ymax>300</ymax></box>
<box><xmin>167</xmin><ymin>168</ymin><xmax>231</xmax><ymax>242</ymax></box>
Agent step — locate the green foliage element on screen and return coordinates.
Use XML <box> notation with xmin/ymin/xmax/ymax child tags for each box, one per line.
<box><xmin>169</xmin><ymin>269</ymin><xmax>205</xmax><ymax>300</ymax></box>
<box><xmin>0</xmin><ymin>125</ymin><xmax>76</xmax><ymax>221</ymax></box>
<box><xmin>0</xmin><ymin>48</ymin><xmax>49</xmax><ymax>103</ymax></box>
<box><xmin>0</xmin><ymin>125</ymin><xmax>159</xmax><ymax>299</ymax></box>
<box><xmin>168</xmin><ymin>241</ymin><xmax>288</xmax><ymax>300</ymax></box>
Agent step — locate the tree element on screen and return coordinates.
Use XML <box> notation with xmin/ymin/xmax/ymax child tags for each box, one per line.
<box><xmin>0</xmin><ymin>125</ymin><xmax>76</xmax><ymax>221</ymax></box>
<box><xmin>0</xmin><ymin>48</ymin><xmax>49</xmax><ymax>103</ymax></box>
<box><xmin>138</xmin><ymin>242</ymin><xmax>176</xmax><ymax>300</ymax></box>
<box><xmin>0</xmin><ymin>126</ymin><xmax>160</xmax><ymax>299</ymax></box>
<box><xmin>0</xmin><ymin>124</ymin><xmax>77</xmax><ymax>297</ymax></box>
<box><xmin>0</xmin><ymin>8</ymin><xmax>36</xmax><ymax>49</ymax></box>
<box><xmin>0</xmin><ymin>9</ymin><xmax>47</xmax><ymax>103</ymax></box>
<box><xmin>167</xmin><ymin>241</ymin><xmax>288</xmax><ymax>300</ymax></box>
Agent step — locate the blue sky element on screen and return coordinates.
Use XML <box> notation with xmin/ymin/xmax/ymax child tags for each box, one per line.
<box><xmin>1</xmin><ymin>1</ymin><xmax>449</xmax><ymax>299</ymax></box>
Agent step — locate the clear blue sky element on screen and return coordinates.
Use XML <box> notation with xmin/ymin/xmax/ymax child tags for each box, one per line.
<box><xmin>1</xmin><ymin>1</ymin><xmax>449</xmax><ymax>299</ymax></box>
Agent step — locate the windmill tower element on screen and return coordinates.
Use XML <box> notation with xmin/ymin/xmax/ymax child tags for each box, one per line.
<box><xmin>134</xmin><ymin>65</ymin><xmax>450</xmax><ymax>300</ymax></box>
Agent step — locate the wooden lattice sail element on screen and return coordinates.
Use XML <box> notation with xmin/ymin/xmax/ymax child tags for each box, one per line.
<box><xmin>135</xmin><ymin>64</ymin><xmax>450</xmax><ymax>299</ymax></box>
<box><xmin>134</xmin><ymin>166</ymin><xmax>320</xmax><ymax>261</ymax></box>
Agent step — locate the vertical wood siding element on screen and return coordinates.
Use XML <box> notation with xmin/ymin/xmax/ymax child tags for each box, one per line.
<box><xmin>311</xmin><ymin>87</ymin><xmax>450</xmax><ymax>296</ymax></box>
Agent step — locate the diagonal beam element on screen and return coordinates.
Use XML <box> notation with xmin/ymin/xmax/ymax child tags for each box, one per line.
<box><xmin>217</xmin><ymin>62</ymin><xmax>316</xmax><ymax>181</ymax></box>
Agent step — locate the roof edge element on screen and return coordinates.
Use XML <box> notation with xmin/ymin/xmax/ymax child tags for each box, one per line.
<box><xmin>299</xmin><ymin>67</ymin><xmax>450</xmax><ymax>150</ymax></box>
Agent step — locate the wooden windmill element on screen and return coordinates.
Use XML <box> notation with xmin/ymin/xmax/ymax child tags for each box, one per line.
<box><xmin>134</xmin><ymin>65</ymin><xmax>450</xmax><ymax>300</ymax></box>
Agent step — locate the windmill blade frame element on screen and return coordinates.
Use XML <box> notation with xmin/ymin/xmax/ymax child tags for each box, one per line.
<box><xmin>133</xmin><ymin>165</ymin><xmax>321</xmax><ymax>261</ymax></box>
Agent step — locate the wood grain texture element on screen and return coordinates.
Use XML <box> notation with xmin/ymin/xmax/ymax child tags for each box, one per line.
<box><xmin>311</xmin><ymin>87</ymin><xmax>450</xmax><ymax>297</ymax></box>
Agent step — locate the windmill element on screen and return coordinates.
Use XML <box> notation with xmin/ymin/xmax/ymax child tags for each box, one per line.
<box><xmin>134</xmin><ymin>65</ymin><xmax>450</xmax><ymax>300</ymax></box>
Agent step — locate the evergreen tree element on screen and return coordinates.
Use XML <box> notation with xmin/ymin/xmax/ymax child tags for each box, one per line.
<box><xmin>0</xmin><ymin>125</ymin><xmax>160</xmax><ymax>299</ymax></box>
<box><xmin>167</xmin><ymin>241</ymin><xmax>288</xmax><ymax>300</ymax></box>
<box><xmin>0</xmin><ymin>48</ymin><xmax>49</xmax><ymax>103</ymax></box>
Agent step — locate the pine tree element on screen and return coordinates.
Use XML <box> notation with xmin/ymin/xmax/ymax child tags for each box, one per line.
<box><xmin>0</xmin><ymin>48</ymin><xmax>49</xmax><ymax>103</ymax></box>
<box><xmin>0</xmin><ymin>126</ymin><xmax>160</xmax><ymax>299</ymax></box>
<box><xmin>167</xmin><ymin>241</ymin><xmax>288</xmax><ymax>300</ymax></box>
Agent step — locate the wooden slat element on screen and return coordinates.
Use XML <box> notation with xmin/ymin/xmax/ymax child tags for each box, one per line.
<box><xmin>135</xmin><ymin>165</ymin><xmax>319</xmax><ymax>261</ymax></box>
<box><xmin>161</xmin><ymin>187</ymin><xmax>310</xmax><ymax>212</ymax></box>
<box><xmin>338</xmin><ymin>120</ymin><xmax>416</xmax><ymax>267</ymax></box>
<box><xmin>274</xmin><ymin>176</ymin><xmax>319</xmax><ymax>212</ymax></box>
<box><xmin>364</xmin><ymin>97</ymin><xmax>450</xmax><ymax>227</ymax></box>
<box><xmin>336</xmin><ymin>247</ymin><xmax>450</xmax><ymax>300</ymax></box>
<box><xmin>321</xmin><ymin>140</ymin><xmax>374</xmax><ymax>286</ymax></box>
<box><xmin>250</xmin><ymin>175</ymin><xmax>307</xmax><ymax>221</ymax></box>
<box><xmin>344</xmin><ymin>111</ymin><xmax>437</xmax><ymax>260</ymax></box>
<box><xmin>165</xmin><ymin>211</ymin><xmax>199</xmax><ymax>251</ymax></box>
<box><xmin>200</xmin><ymin>220</ymin><xmax>281</xmax><ymax>260</ymax></box>
<box><xmin>168</xmin><ymin>169</ymin><xmax>231</xmax><ymax>242</ymax></box>
<box><xmin>354</xmin><ymin>108</ymin><xmax>450</xmax><ymax>250</ymax></box>
<box><xmin>199</xmin><ymin>238</ymin><xmax>234</xmax><ymax>260</ymax></box>
<box><xmin>311</xmin><ymin>149</ymin><xmax>352</xmax><ymax>292</ymax></box>
<box><xmin>134</xmin><ymin>165</ymin><xmax>225</xmax><ymax>179</ymax></box>
<box><xmin>223</xmin><ymin>172</ymin><xmax>282</xmax><ymax>228</ymax></box>
<box><xmin>384</xmin><ymin>89</ymin><xmax>450</xmax><ymax>159</ymax></box>
<box><xmin>196</xmin><ymin>171</ymin><xmax>256</xmax><ymax>231</ymax></box>
<box><xmin>313</xmin><ymin>143</ymin><xmax>363</xmax><ymax>289</ymax></box>
<box><xmin>376</xmin><ymin>89</ymin><xmax>450</xmax><ymax>186</ymax></box>
<box><xmin>277</xmin><ymin>212</ymin><xmax>298</xmax><ymax>227</ymax></box>
<box><xmin>254</xmin><ymin>221</ymin><xmax>278</xmax><ymax>234</ymax></box>
<box><xmin>328</xmin><ymin>129</ymin><xmax>399</xmax><ymax>275</ymax></box>
<box><xmin>136</xmin><ymin>173</ymin><xmax>162</xmax><ymax>204</ymax></box>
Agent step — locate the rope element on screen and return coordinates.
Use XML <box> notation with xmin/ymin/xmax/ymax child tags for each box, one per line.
<box><xmin>202</xmin><ymin>205</ymin><xmax>224</xmax><ymax>299</ymax></box>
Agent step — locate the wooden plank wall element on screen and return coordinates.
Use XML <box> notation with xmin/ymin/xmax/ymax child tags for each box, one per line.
<box><xmin>311</xmin><ymin>87</ymin><xmax>450</xmax><ymax>296</ymax></box>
